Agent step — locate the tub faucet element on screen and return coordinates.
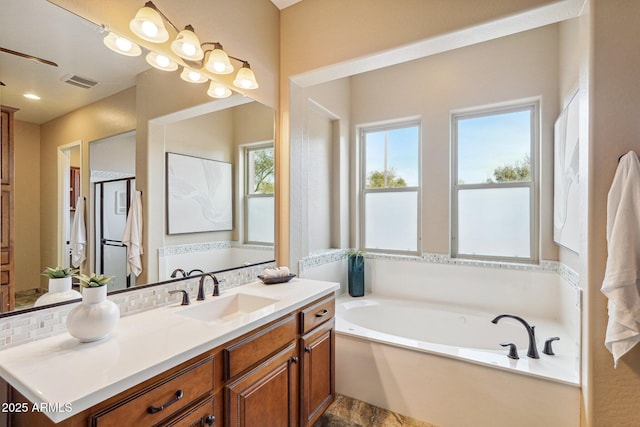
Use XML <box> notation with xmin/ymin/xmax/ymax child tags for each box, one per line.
<box><xmin>491</xmin><ymin>314</ymin><xmax>539</xmax><ymax>359</ymax></box>
<box><xmin>170</xmin><ymin>268</ymin><xmax>187</xmax><ymax>278</ymax></box>
<box><xmin>198</xmin><ymin>274</ymin><xmax>220</xmax><ymax>301</ymax></box>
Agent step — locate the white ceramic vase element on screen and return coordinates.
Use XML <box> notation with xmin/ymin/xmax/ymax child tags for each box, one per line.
<box><xmin>66</xmin><ymin>286</ymin><xmax>120</xmax><ymax>342</ymax></box>
<box><xmin>34</xmin><ymin>277</ymin><xmax>82</xmax><ymax>307</ymax></box>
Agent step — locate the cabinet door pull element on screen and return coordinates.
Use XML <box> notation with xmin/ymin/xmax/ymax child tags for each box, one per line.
<box><xmin>315</xmin><ymin>309</ymin><xmax>329</xmax><ymax>318</ymax></box>
<box><xmin>205</xmin><ymin>415</ymin><xmax>216</xmax><ymax>425</ymax></box>
<box><xmin>291</xmin><ymin>356</ymin><xmax>299</xmax><ymax>364</ymax></box>
<box><xmin>146</xmin><ymin>390</ymin><xmax>184</xmax><ymax>414</ymax></box>
<box><xmin>304</xmin><ymin>346</ymin><xmax>312</xmax><ymax>353</ymax></box>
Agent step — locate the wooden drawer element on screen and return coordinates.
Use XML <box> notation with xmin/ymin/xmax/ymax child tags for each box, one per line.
<box><xmin>300</xmin><ymin>296</ymin><xmax>335</xmax><ymax>335</ymax></box>
<box><xmin>1</xmin><ymin>250</ymin><xmax>8</xmax><ymax>266</ymax></box>
<box><xmin>161</xmin><ymin>395</ymin><xmax>216</xmax><ymax>427</ymax></box>
<box><xmin>91</xmin><ymin>356</ymin><xmax>214</xmax><ymax>427</ymax></box>
<box><xmin>224</xmin><ymin>315</ymin><xmax>297</xmax><ymax>380</ymax></box>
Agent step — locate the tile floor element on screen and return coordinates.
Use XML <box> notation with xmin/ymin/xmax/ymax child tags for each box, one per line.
<box><xmin>313</xmin><ymin>394</ymin><xmax>436</xmax><ymax>427</ymax></box>
<box><xmin>13</xmin><ymin>288</ymin><xmax>47</xmax><ymax>310</ymax></box>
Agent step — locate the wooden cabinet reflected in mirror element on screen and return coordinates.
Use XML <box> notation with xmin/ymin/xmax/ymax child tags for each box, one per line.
<box><xmin>1</xmin><ymin>107</ymin><xmax>16</xmax><ymax>312</ymax></box>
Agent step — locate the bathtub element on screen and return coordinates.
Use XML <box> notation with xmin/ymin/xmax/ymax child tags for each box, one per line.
<box><xmin>335</xmin><ymin>294</ymin><xmax>581</xmax><ymax>427</ymax></box>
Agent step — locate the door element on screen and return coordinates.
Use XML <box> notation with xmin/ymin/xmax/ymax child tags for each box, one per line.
<box><xmin>300</xmin><ymin>320</ymin><xmax>335</xmax><ymax>426</ymax></box>
<box><xmin>226</xmin><ymin>344</ymin><xmax>299</xmax><ymax>427</ymax></box>
<box><xmin>95</xmin><ymin>178</ymin><xmax>134</xmax><ymax>290</ymax></box>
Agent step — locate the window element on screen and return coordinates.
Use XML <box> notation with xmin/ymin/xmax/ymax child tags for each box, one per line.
<box><xmin>452</xmin><ymin>103</ymin><xmax>538</xmax><ymax>262</ymax></box>
<box><xmin>361</xmin><ymin>121</ymin><xmax>420</xmax><ymax>253</ymax></box>
<box><xmin>245</xmin><ymin>144</ymin><xmax>274</xmax><ymax>244</ymax></box>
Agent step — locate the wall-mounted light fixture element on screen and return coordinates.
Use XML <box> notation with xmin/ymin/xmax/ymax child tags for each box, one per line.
<box><xmin>103</xmin><ymin>1</ymin><xmax>258</xmax><ymax>98</ymax></box>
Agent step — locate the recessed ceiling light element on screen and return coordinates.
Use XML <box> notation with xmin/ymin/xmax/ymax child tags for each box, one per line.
<box><xmin>23</xmin><ymin>93</ymin><xmax>41</xmax><ymax>100</ymax></box>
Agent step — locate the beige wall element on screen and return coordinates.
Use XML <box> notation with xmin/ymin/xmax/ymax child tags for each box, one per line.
<box><xmin>588</xmin><ymin>1</ymin><xmax>640</xmax><ymax>424</ymax></box>
<box><xmin>349</xmin><ymin>24</ymin><xmax>559</xmax><ymax>259</ymax></box>
<box><xmin>278</xmin><ymin>0</ymin><xmax>568</xmax><ymax>266</ymax></box>
<box><xmin>289</xmin><ymin>78</ymin><xmax>350</xmax><ymax>263</ymax></box>
<box><xmin>13</xmin><ymin>120</ymin><xmax>41</xmax><ymax>293</ymax></box>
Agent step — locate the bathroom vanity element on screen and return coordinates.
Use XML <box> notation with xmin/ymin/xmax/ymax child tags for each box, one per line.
<box><xmin>0</xmin><ymin>279</ymin><xmax>338</xmax><ymax>426</ymax></box>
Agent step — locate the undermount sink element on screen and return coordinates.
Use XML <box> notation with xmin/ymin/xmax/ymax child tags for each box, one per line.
<box><xmin>175</xmin><ymin>293</ymin><xmax>279</xmax><ymax>323</ymax></box>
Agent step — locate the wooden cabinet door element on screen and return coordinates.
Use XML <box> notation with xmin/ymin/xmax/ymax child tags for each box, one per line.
<box><xmin>300</xmin><ymin>320</ymin><xmax>335</xmax><ymax>427</ymax></box>
<box><xmin>0</xmin><ymin>108</ymin><xmax>15</xmax><ymax>312</ymax></box>
<box><xmin>226</xmin><ymin>343</ymin><xmax>299</xmax><ymax>427</ymax></box>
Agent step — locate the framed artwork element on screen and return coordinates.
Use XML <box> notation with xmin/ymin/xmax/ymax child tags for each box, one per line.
<box><xmin>553</xmin><ymin>90</ymin><xmax>580</xmax><ymax>253</ymax></box>
<box><xmin>166</xmin><ymin>152</ymin><xmax>232</xmax><ymax>234</ymax></box>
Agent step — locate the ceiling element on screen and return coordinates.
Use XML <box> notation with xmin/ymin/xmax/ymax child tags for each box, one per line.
<box><xmin>270</xmin><ymin>0</ymin><xmax>303</xmax><ymax>10</ymax></box>
<box><xmin>0</xmin><ymin>0</ymin><xmax>149</xmax><ymax>124</ymax></box>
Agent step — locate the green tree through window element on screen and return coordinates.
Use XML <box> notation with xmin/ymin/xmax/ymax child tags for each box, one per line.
<box><xmin>490</xmin><ymin>155</ymin><xmax>530</xmax><ymax>183</ymax></box>
<box><xmin>252</xmin><ymin>148</ymin><xmax>274</xmax><ymax>194</ymax></box>
<box><xmin>366</xmin><ymin>168</ymin><xmax>407</xmax><ymax>188</ymax></box>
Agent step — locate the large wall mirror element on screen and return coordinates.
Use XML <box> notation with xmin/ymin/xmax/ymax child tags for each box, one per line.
<box><xmin>0</xmin><ymin>0</ymin><xmax>275</xmax><ymax>315</ymax></box>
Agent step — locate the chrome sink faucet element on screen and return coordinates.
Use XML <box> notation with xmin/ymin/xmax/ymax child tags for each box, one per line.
<box><xmin>198</xmin><ymin>274</ymin><xmax>220</xmax><ymax>301</ymax></box>
<box><xmin>491</xmin><ymin>314</ymin><xmax>540</xmax><ymax>359</ymax></box>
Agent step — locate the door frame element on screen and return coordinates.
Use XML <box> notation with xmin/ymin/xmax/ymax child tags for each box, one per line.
<box><xmin>57</xmin><ymin>140</ymin><xmax>83</xmax><ymax>268</ymax></box>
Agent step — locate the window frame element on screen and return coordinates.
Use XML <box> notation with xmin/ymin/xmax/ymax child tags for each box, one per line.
<box><xmin>244</xmin><ymin>142</ymin><xmax>274</xmax><ymax>246</ymax></box>
<box><xmin>359</xmin><ymin>120</ymin><xmax>422</xmax><ymax>256</ymax></box>
<box><xmin>451</xmin><ymin>102</ymin><xmax>539</xmax><ymax>263</ymax></box>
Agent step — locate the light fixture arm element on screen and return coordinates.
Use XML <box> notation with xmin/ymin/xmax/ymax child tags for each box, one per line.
<box><xmin>144</xmin><ymin>1</ymin><xmax>180</xmax><ymax>33</ymax></box>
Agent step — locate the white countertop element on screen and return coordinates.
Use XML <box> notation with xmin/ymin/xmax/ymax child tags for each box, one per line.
<box><xmin>0</xmin><ymin>279</ymin><xmax>339</xmax><ymax>423</ymax></box>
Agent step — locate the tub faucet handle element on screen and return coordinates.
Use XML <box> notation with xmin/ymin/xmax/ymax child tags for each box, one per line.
<box><xmin>542</xmin><ymin>337</ymin><xmax>560</xmax><ymax>356</ymax></box>
<box><xmin>500</xmin><ymin>342</ymin><xmax>520</xmax><ymax>360</ymax></box>
<box><xmin>491</xmin><ymin>314</ymin><xmax>539</xmax><ymax>359</ymax></box>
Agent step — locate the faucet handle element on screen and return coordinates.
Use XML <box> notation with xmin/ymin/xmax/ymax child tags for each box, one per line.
<box><xmin>500</xmin><ymin>342</ymin><xmax>520</xmax><ymax>359</ymax></box>
<box><xmin>542</xmin><ymin>337</ymin><xmax>560</xmax><ymax>355</ymax></box>
<box><xmin>169</xmin><ymin>290</ymin><xmax>190</xmax><ymax>305</ymax></box>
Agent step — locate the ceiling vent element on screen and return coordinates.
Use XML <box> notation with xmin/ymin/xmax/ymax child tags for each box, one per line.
<box><xmin>61</xmin><ymin>74</ymin><xmax>99</xmax><ymax>89</ymax></box>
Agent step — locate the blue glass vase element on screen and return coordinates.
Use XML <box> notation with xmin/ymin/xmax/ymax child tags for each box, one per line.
<box><xmin>348</xmin><ymin>254</ymin><xmax>365</xmax><ymax>297</ymax></box>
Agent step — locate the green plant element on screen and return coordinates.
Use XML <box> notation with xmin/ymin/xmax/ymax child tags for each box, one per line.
<box><xmin>41</xmin><ymin>266</ymin><xmax>79</xmax><ymax>279</ymax></box>
<box><xmin>347</xmin><ymin>249</ymin><xmax>365</xmax><ymax>259</ymax></box>
<box><xmin>76</xmin><ymin>273</ymin><xmax>113</xmax><ymax>288</ymax></box>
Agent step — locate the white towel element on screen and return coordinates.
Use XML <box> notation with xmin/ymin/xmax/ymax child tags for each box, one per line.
<box><xmin>601</xmin><ymin>151</ymin><xmax>640</xmax><ymax>367</ymax></box>
<box><xmin>123</xmin><ymin>191</ymin><xmax>144</xmax><ymax>277</ymax></box>
<box><xmin>70</xmin><ymin>196</ymin><xmax>86</xmax><ymax>268</ymax></box>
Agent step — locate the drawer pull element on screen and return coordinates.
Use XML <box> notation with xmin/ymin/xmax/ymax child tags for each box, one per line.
<box><xmin>291</xmin><ymin>356</ymin><xmax>299</xmax><ymax>364</ymax></box>
<box><xmin>205</xmin><ymin>415</ymin><xmax>216</xmax><ymax>425</ymax></box>
<box><xmin>304</xmin><ymin>346</ymin><xmax>312</xmax><ymax>353</ymax></box>
<box><xmin>315</xmin><ymin>309</ymin><xmax>329</xmax><ymax>318</ymax></box>
<box><xmin>146</xmin><ymin>390</ymin><xmax>184</xmax><ymax>414</ymax></box>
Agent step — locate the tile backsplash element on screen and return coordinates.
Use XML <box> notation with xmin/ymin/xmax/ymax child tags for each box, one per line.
<box><xmin>0</xmin><ymin>262</ymin><xmax>274</xmax><ymax>351</ymax></box>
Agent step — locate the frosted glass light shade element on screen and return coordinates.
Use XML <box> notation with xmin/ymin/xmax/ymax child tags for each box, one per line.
<box><xmin>180</xmin><ymin>67</ymin><xmax>208</xmax><ymax>83</ymax></box>
<box><xmin>233</xmin><ymin>64</ymin><xmax>258</xmax><ymax>90</ymax></box>
<box><xmin>207</xmin><ymin>81</ymin><xmax>232</xmax><ymax>98</ymax></box>
<box><xmin>205</xmin><ymin>47</ymin><xmax>233</xmax><ymax>74</ymax></box>
<box><xmin>171</xmin><ymin>27</ymin><xmax>204</xmax><ymax>61</ymax></box>
<box><xmin>103</xmin><ymin>32</ymin><xmax>141</xmax><ymax>56</ymax></box>
<box><xmin>129</xmin><ymin>5</ymin><xmax>169</xmax><ymax>43</ymax></box>
<box><xmin>146</xmin><ymin>52</ymin><xmax>178</xmax><ymax>71</ymax></box>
